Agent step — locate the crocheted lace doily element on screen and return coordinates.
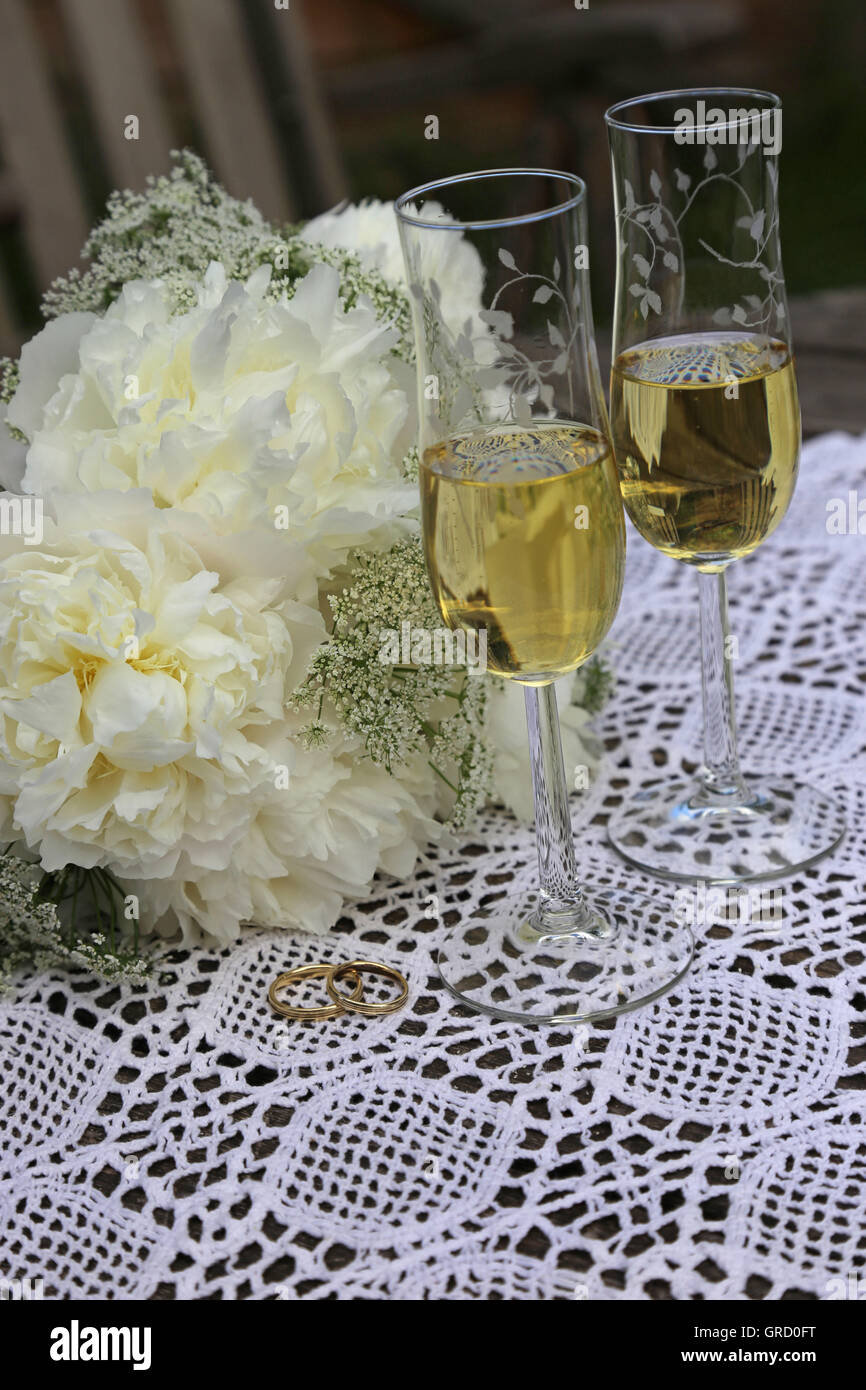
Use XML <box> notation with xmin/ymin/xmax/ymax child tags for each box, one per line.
<box><xmin>1</xmin><ymin>430</ymin><xmax>864</xmax><ymax>1301</ymax></box>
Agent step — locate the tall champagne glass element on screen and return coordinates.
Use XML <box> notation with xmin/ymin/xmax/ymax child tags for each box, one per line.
<box><xmin>604</xmin><ymin>90</ymin><xmax>846</xmax><ymax>884</ymax></box>
<box><xmin>396</xmin><ymin>169</ymin><xmax>693</xmax><ymax>1024</ymax></box>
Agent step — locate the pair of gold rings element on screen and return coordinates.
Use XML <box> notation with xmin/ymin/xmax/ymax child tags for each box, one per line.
<box><xmin>268</xmin><ymin>959</ymin><xmax>409</xmax><ymax>1021</ymax></box>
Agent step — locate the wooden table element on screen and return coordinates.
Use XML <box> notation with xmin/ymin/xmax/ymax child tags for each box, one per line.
<box><xmin>789</xmin><ymin>290</ymin><xmax>866</xmax><ymax>438</ymax></box>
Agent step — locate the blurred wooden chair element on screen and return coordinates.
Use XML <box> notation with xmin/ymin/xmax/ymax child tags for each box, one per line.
<box><xmin>0</xmin><ymin>0</ymin><xmax>346</xmax><ymax>351</ymax></box>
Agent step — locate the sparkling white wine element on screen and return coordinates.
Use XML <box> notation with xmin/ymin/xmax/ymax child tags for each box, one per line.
<box><xmin>420</xmin><ymin>423</ymin><xmax>625</xmax><ymax>685</ymax></box>
<box><xmin>610</xmin><ymin>333</ymin><xmax>799</xmax><ymax>570</ymax></box>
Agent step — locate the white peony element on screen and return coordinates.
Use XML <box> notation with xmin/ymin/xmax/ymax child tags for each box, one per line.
<box><xmin>0</xmin><ymin>492</ymin><xmax>441</xmax><ymax>943</ymax></box>
<box><xmin>302</xmin><ymin>197</ymin><xmax>486</xmax><ymax>343</ymax></box>
<box><xmin>0</xmin><ymin>151</ymin><xmax>615</xmax><ymax>974</ymax></box>
<box><xmin>303</xmin><ymin>199</ymin><xmax>408</xmax><ymax>282</ymax></box>
<box><xmin>137</xmin><ymin>738</ymin><xmax>442</xmax><ymax>944</ymax></box>
<box><xmin>4</xmin><ymin>262</ymin><xmax>417</xmax><ymax>587</ymax></box>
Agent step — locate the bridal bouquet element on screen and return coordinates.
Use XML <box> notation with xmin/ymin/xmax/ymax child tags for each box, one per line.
<box><xmin>0</xmin><ymin>152</ymin><xmax>609</xmax><ymax>984</ymax></box>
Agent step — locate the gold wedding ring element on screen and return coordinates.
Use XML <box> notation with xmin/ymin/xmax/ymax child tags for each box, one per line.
<box><xmin>326</xmin><ymin>959</ymin><xmax>409</xmax><ymax>1017</ymax></box>
<box><xmin>268</xmin><ymin>959</ymin><xmax>409</xmax><ymax>1021</ymax></box>
<box><xmin>268</xmin><ymin>963</ymin><xmax>364</xmax><ymax>1021</ymax></box>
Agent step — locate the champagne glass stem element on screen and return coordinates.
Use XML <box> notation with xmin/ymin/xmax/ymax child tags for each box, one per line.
<box><xmin>697</xmin><ymin>570</ymin><xmax>750</xmax><ymax>802</ymax></box>
<box><xmin>524</xmin><ymin>683</ymin><xmax>595</xmax><ymax>934</ymax></box>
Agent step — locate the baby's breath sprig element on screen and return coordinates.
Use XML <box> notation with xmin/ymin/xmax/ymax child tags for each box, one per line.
<box><xmin>42</xmin><ymin>150</ymin><xmax>414</xmax><ymax>359</ymax></box>
<box><xmin>401</xmin><ymin>444</ymin><xmax>420</xmax><ymax>481</ymax></box>
<box><xmin>572</xmin><ymin>655</ymin><xmax>615</xmax><ymax>715</ymax></box>
<box><xmin>294</xmin><ymin>537</ymin><xmax>491</xmax><ymax>824</ymax></box>
<box><xmin>43</xmin><ymin>150</ymin><xmax>271</xmax><ymax>317</ymax></box>
<box><xmin>0</xmin><ymin>356</ymin><xmax>26</xmax><ymax>442</ymax></box>
<box><xmin>428</xmin><ymin>675</ymin><xmax>491</xmax><ymax>829</ymax></box>
<box><xmin>0</xmin><ymin>855</ymin><xmax>149</xmax><ymax>992</ymax></box>
<box><xmin>0</xmin><ymin>355</ymin><xmax>19</xmax><ymax>405</ymax></box>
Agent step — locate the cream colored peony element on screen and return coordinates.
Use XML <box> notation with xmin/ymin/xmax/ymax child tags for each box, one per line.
<box><xmin>3</xmin><ymin>262</ymin><xmax>417</xmax><ymax>587</ymax></box>
<box><xmin>302</xmin><ymin>197</ymin><xmax>487</xmax><ymax>343</ymax></box>
<box><xmin>0</xmin><ymin>245</ymin><xmax>605</xmax><ymax>948</ymax></box>
<box><xmin>0</xmin><ymin>492</ymin><xmax>441</xmax><ymax>942</ymax></box>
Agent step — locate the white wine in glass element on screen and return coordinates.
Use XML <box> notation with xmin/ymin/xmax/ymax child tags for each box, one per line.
<box><xmin>611</xmin><ymin>333</ymin><xmax>799</xmax><ymax>567</ymax></box>
<box><xmin>605</xmin><ymin>90</ymin><xmax>845</xmax><ymax>884</ymax></box>
<box><xmin>421</xmin><ymin>423</ymin><xmax>625</xmax><ymax>682</ymax></box>
<box><xmin>397</xmin><ymin>168</ymin><xmax>694</xmax><ymax>1024</ymax></box>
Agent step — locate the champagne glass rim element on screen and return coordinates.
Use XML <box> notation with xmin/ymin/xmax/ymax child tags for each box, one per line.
<box><xmin>605</xmin><ymin>87</ymin><xmax>781</xmax><ymax>135</ymax></box>
<box><xmin>394</xmin><ymin>167</ymin><xmax>586</xmax><ymax>231</ymax></box>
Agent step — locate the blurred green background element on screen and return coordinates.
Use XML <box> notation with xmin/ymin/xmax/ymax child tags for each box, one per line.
<box><xmin>307</xmin><ymin>0</ymin><xmax>866</xmax><ymax>326</ymax></box>
<box><xmin>1</xmin><ymin>0</ymin><xmax>862</xmax><ymax>377</ymax></box>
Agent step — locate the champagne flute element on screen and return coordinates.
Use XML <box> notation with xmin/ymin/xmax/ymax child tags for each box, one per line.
<box><xmin>396</xmin><ymin>169</ymin><xmax>693</xmax><ymax>1024</ymax></box>
<box><xmin>604</xmin><ymin>89</ymin><xmax>845</xmax><ymax>883</ymax></box>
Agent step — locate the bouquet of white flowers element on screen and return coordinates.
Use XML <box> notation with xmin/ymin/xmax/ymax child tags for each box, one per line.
<box><xmin>0</xmin><ymin>152</ymin><xmax>610</xmax><ymax>982</ymax></box>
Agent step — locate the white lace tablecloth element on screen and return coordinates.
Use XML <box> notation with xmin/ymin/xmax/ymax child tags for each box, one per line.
<box><xmin>2</xmin><ymin>430</ymin><xmax>864</xmax><ymax>1302</ymax></box>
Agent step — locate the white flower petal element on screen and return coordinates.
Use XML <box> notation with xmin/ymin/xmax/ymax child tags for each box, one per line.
<box><xmin>4</xmin><ymin>670</ymin><xmax>81</xmax><ymax>745</ymax></box>
<box><xmin>8</xmin><ymin>312</ymin><xmax>97</xmax><ymax>439</ymax></box>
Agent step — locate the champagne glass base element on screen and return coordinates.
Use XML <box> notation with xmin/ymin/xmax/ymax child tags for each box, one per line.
<box><xmin>607</xmin><ymin>777</ymin><xmax>846</xmax><ymax>885</ymax></box>
<box><xmin>434</xmin><ymin>889</ymin><xmax>694</xmax><ymax>1025</ymax></box>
